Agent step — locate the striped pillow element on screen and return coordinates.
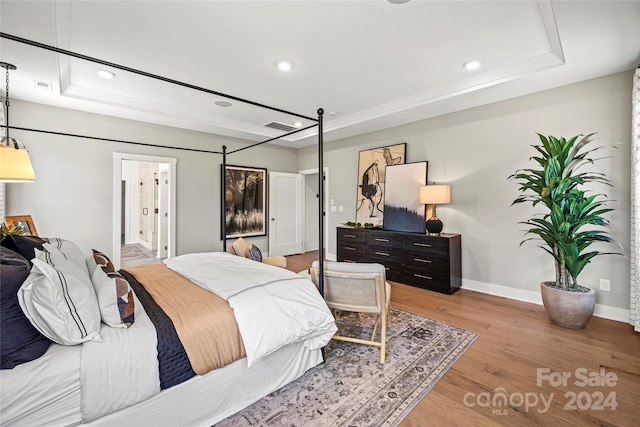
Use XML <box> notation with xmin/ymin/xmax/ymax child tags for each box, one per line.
<box><xmin>18</xmin><ymin>248</ymin><xmax>102</xmax><ymax>345</ymax></box>
<box><xmin>44</xmin><ymin>238</ymin><xmax>87</xmax><ymax>272</ymax></box>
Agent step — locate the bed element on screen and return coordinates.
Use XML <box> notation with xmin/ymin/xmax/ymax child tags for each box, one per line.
<box><xmin>1</xmin><ymin>33</ymin><xmax>331</xmax><ymax>426</ymax></box>
<box><xmin>0</xmin><ymin>236</ymin><xmax>336</xmax><ymax>426</ymax></box>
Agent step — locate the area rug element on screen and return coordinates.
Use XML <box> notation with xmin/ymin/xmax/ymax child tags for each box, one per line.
<box><xmin>216</xmin><ymin>308</ymin><xmax>478</xmax><ymax>427</ymax></box>
<box><xmin>121</xmin><ymin>244</ymin><xmax>149</xmax><ymax>261</ymax></box>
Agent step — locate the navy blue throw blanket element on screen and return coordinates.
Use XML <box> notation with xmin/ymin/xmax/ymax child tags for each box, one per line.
<box><xmin>120</xmin><ymin>270</ymin><xmax>195</xmax><ymax>389</ymax></box>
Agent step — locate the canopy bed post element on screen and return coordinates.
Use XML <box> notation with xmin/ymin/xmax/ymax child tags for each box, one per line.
<box><xmin>317</xmin><ymin>108</ymin><xmax>324</xmax><ymax>296</ymax></box>
<box><xmin>222</xmin><ymin>145</ymin><xmax>227</xmax><ymax>252</ymax></box>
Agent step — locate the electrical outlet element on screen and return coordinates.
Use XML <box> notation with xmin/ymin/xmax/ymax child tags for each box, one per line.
<box><xmin>599</xmin><ymin>279</ymin><xmax>611</xmax><ymax>292</ymax></box>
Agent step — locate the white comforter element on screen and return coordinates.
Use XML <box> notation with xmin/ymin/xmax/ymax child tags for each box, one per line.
<box><xmin>164</xmin><ymin>252</ymin><xmax>337</xmax><ymax>367</ymax></box>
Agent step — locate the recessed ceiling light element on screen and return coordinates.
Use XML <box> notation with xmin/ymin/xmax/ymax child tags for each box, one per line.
<box><xmin>276</xmin><ymin>60</ymin><xmax>294</xmax><ymax>72</ymax></box>
<box><xmin>294</xmin><ymin>121</ymin><xmax>303</xmax><ymax>128</ymax></box>
<box><xmin>97</xmin><ymin>69</ymin><xmax>115</xmax><ymax>80</ymax></box>
<box><xmin>388</xmin><ymin>0</ymin><xmax>410</xmax><ymax>4</ymax></box>
<box><xmin>463</xmin><ymin>60</ymin><xmax>481</xmax><ymax>71</ymax></box>
<box><xmin>215</xmin><ymin>100</ymin><xmax>232</xmax><ymax>107</ymax></box>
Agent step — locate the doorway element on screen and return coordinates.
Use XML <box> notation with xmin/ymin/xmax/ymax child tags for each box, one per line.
<box><xmin>113</xmin><ymin>153</ymin><xmax>176</xmax><ymax>269</ymax></box>
<box><xmin>267</xmin><ymin>167</ymin><xmax>328</xmax><ymax>258</ymax></box>
<box><xmin>300</xmin><ymin>167</ymin><xmax>329</xmax><ymax>257</ymax></box>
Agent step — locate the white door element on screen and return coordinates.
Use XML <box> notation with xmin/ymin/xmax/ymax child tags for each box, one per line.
<box><xmin>269</xmin><ymin>172</ymin><xmax>304</xmax><ymax>256</ymax></box>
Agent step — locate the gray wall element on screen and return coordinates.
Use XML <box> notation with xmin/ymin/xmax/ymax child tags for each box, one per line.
<box><xmin>299</xmin><ymin>71</ymin><xmax>632</xmax><ymax>318</ymax></box>
<box><xmin>6</xmin><ymin>71</ymin><xmax>632</xmax><ymax>319</ymax></box>
<box><xmin>5</xmin><ymin>100</ymin><xmax>299</xmax><ymax>259</ymax></box>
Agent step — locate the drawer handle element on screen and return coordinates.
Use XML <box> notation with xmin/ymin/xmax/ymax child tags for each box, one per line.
<box><xmin>344</xmin><ymin>246</ymin><xmax>357</xmax><ymax>251</ymax></box>
<box><xmin>414</xmin><ymin>258</ymin><xmax>432</xmax><ymax>263</ymax></box>
<box><xmin>414</xmin><ymin>273</ymin><xmax>433</xmax><ymax>280</ymax></box>
<box><xmin>413</xmin><ymin>242</ymin><xmax>432</xmax><ymax>247</ymax></box>
<box><xmin>375</xmin><ymin>238</ymin><xmax>390</xmax><ymax>242</ymax></box>
<box><xmin>375</xmin><ymin>251</ymin><xmax>390</xmax><ymax>257</ymax></box>
<box><xmin>345</xmin><ymin>234</ymin><xmax>357</xmax><ymax>238</ymax></box>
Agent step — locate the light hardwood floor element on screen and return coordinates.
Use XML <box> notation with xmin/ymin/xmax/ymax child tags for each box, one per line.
<box><xmin>285</xmin><ymin>251</ymin><xmax>640</xmax><ymax>427</ymax></box>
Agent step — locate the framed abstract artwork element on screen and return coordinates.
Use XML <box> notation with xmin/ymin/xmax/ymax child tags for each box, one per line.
<box><xmin>356</xmin><ymin>143</ymin><xmax>406</xmax><ymax>227</ymax></box>
<box><xmin>4</xmin><ymin>215</ymin><xmax>38</xmax><ymax>236</ymax></box>
<box><xmin>222</xmin><ymin>165</ymin><xmax>267</xmax><ymax>238</ymax></box>
<box><xmin>382</xmin><ymin>161</ymin><xmax>428</xmax><ymax>233</ymax></box>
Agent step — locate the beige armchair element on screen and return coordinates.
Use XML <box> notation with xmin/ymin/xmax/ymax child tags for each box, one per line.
<box><xmin>310</xmin><ymin>261</ymin><xmax>391</xmax><ymax>364</ymax></box>
<box><xmin>228</xmin><ymin>237</ymin><xmax>287</xmax><ymax>268</ymax></box>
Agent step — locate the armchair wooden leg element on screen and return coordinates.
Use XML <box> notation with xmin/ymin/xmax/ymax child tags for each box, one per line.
<box><xmin>380</xmin><ymin>313</ymin><xmax>387</xmax><ymax>364</ymax></box>
<box><xmin>371</xmin><ymin>315</ymin><xmax>380</xmax><ymax>341</ymax></box>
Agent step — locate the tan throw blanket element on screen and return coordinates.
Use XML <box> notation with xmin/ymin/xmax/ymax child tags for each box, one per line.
<box><xmin>124</xmin><ymin>264</ymin><xmax>246</xmax><ymax>375</ymax></box>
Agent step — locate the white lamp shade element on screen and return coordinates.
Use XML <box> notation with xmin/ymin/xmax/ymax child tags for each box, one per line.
<box><xmin>0</xmin><ymin>143</ymin><xmax>36</xmax><ymax>182</ymax></box>
<box><xmin>419</xmin><ymin>185</ymin><xmax>450</xmax><ymax>204</ymax></box>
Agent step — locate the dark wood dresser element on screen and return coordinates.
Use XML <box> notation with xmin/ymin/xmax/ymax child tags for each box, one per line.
<box><xmin>336</xmin><ymin>226</ymin><xmax>461</xmax><ymax>294</ymax></box>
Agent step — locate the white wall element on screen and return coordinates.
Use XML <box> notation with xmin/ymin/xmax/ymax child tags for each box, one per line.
<box><xmin>299</xmin><ymin>71</ymin><xmax>632</xmax><ymax>318</ymax></box>
<box><xmin>5</xmin><ymin>100</ymin><xmax>299</xmax><ymax>259</ymax></box>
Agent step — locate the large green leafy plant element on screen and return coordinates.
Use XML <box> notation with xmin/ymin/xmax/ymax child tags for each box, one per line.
<box><xmin>509</xmin><ymin>133</ymin><xmax>620</xmax><ymax>290</ymax></box>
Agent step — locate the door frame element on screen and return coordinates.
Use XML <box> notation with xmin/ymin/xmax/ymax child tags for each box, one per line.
<box><xmin>113</xmin><ymin>152</ymin><xmax>177</xmax><ymax>269</ymax></box>
<box><xmin>299</xmin><ymin>167</ymin><xmax>329</xmax><ymax>257</ymax></box>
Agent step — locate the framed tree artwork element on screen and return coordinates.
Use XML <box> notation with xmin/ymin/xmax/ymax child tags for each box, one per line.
<box><xmin>356</xmin><ymin>143</ymin><xmax>406</xmax><ymax>227</ymax></box>
<box><xmin>223</xmin><ymin>165</ymin><xmax>267</xmax><ymax>238</ymax></box>
<box><xmin>382</xmin><ymin>161</ymin><xmax>428</xmax><ymax>233</ymax></box>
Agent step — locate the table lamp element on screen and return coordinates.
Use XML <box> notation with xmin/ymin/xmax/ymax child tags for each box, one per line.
<box><xmin>419</xmin><ymin>185</ymin><xmax>451</xmax><ymax>235</ymax></box>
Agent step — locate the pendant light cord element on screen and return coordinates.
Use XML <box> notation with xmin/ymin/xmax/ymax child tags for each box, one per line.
<box><xmin>4</xmin><ymin>65</ymin><xmax>11</xmax><ymax>143</ymax></box>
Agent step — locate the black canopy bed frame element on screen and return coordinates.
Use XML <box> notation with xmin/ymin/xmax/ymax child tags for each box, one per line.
<box><xmin>0</xmin><ymin>32</ymin><xmax>327</xmax><ymax>294</ymax></box>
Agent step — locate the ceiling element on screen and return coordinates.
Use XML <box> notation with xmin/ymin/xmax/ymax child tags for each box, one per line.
<box><xmin>1</xmin><ymin>0</ymin><xmax>638</xmax><ymax>149</ymax></box>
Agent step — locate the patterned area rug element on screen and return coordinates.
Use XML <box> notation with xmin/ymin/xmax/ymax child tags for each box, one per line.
<box><xmin>216</xmin><ymin>308</ymin><xmax>478</xmax><ymax>427</ymax></box>
<box><xmin>121</xmin><ymin>244</ymin><xmax>149</xmax><ymax>261</ymax></box>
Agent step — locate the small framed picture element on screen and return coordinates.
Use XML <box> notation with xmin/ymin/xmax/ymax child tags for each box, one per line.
<box><xmin>4</xmin><ymin>215</ymin><xmax>38</xmax><ymax>236</ymax></box>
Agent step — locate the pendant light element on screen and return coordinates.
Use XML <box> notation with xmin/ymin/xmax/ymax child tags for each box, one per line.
<box><xmin>0</xmin><ymin>62</ymin><xmax>36</xmax><ymax>182</ymax></box>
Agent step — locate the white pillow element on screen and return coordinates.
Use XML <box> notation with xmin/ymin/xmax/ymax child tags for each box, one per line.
<box><xmin>91</xmin><ymin>266</ymin><xmax>135</xmax><ymax>328</ymax></box>
<box><xmin>18</xmin><ymin>248</ymin><xmax>102</xmax><ymax>345</ymax></box>
<box><xmin>43</xmin><ymin>238</ymin><xmax>87</xmax><ymax>273</ymax></box>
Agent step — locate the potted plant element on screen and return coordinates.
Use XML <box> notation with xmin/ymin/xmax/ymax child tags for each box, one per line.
<box><xmin>509</xmin><ymin>133</ymin><xmax>620</xmax><ymax>329</ymax></box>
<box><xmin>0</xmin><ymin>222</ymin><xmax>25</xmax><ymax>240</ymax></box>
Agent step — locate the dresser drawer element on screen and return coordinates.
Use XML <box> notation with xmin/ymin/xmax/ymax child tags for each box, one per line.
<box><xmin>367</xmin><ymin>247</ymin><xmax>401</xmax><ymax>265</ymax></box>
<box><xmin>337</xmin><ymin>228</ymin><xmax>366</xmax><ymax>245</ymax></box>
<box><xmin>367</xmin><ymin>230</ymin><xmax>402</xmax><ymax>249</ymax></box>
<box><xmin>402</xmin><ymin>269</ymin><xmax>452</xmax><ymax>293</ymax></box>
<box><xmin>404</xmin><ymin>253</ymin><xmax>449</xmax><ymax>272</ymax></box>
<box><xmin>402</xmin><ymin>235</ymin><xmax>449</xmax><ymax>257</ymax></box>
<box><xmin>337</xmin><ymin>243</ymin><xmax>368</xmax><ymax>263</ymax></box>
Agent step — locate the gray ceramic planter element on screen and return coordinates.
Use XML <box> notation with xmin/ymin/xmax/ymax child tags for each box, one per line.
<box><xmin>540</xmin><ymin>281</ymin><xmax>596</xmax><ymax>329</ymax></box>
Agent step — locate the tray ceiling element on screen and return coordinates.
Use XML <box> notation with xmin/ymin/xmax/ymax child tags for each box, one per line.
<box><xmin>0</xmin><ymin>1</ymin><xmax>638</xmax><ymax>148</ymax></box>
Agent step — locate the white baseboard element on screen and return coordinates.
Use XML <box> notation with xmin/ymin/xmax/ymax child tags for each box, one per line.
<box><xmin>305</xmin><ymin>243</ymin><xmax>319</xmax><ymax>252</ymax></box>
<box><xmin>461</xmin><ymin>279</ymin><xmax>630</xmax><ymax>324</ymax></box>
